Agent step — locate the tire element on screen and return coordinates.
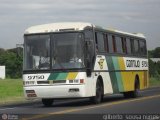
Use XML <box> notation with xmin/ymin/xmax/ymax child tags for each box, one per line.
<box><xmin>90</xmin><ymin>79</ymin><xmax>103</xmax><ymax>104</ymax></box>
<box><xmin>42</xmin><ymin>99</ymin><xmax>54</xmax><ymax>107</ymax></box>
<box><xmin>123</xmin><ymin>79</ymin><xmax>140</xmax><ymax>98</ymax></box>
<box><xmin>131</xmin><ymin>81</ymin><xmax>140</xmax><ymax>98</ymax></box>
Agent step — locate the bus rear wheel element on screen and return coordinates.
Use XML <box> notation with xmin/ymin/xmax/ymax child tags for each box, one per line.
<box><xmin>131</xmin><ymin>80</ymin><xmax>140</xmax><ymax>98</ymax></box>
<box><xmin>90</xmin><ymin>79</ymin><xmax>103</xmax><ymax>104</ymax></box>
<box><xmin>42</xmin><ymin>99</ymin><xmax>54</xmax><ymax>107</ymax></box>
<box><xmin>123</xmin><ymin>79</ymin><xmax>140</xmax><ymax>98</ymax></box>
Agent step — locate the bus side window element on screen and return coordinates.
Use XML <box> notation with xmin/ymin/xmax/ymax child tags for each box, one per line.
<box><xmin>112</xmin><ymin>35</ymin><xmax>116</xmax><ymax>53</ymax></box>
<box><xmin>95</xmin><ymin>32</ymin><xmax>105</xmax><ymax>52</ymax></box>
<box><xmin>108</xmin><ymin>34</ymin><xmax>113</xmax><ymax>53</ymax></box>
<box><xmin>121</xmin><ymin>37</ymin><xmax>127</xmax><ymax>54</ymax></box>
<box><xmin>104</xmin><ymin>34</ymin><xmax>109</xmax><ymax>52</ymax></box>
<box><xmin>115</xmin><ymin>36</ymin><xmax>123</xmax><ymax>54</ymax></box>
<box><xmin>126</xmin><ymin>38</ymin><xmax>131</xmax><ymax>54</ymax></box>
<box><xmin>134</xmin><ymin>39</ymin><xmax>140</xmax><ymax>55</ymax></box>
<box><xmin>139</xmin><ymin>40</ymin><xmax>147</xmax><ymax>56</ymax></box>
<box><xmin>130</xmin><ymin>38</ymin><xmax>134</xmax><ymax>55</ymax></box>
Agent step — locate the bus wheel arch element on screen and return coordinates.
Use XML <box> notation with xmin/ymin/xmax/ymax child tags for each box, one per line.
<box><xmin>123</xmin><ymin>74</ymin><xmax>140</xmax><ymax>98</ymax></box>
<box><xmin>97</xmin><ymin>75</ymin><xmax>104</xmax><ymax>94</ymax></box>
<box><xmin>135</xmin><ymin>75</ymin><xmax>140</xmax><ymax>89</ymax></box>
<box><xmin>133</xmin><ymin>74</ymin><xmax>140</xmax><ymax>98</ymax></box>
<box><xmin>90</xmin><ymin>75</ymin><xmax>104</xmax><ymax>104</ymax></box>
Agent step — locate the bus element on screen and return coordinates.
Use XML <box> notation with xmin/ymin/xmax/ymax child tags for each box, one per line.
<box><xmin>23</xmin><ymin>22</ymin><xmax>148</xmax><ymax>106</ymax></box>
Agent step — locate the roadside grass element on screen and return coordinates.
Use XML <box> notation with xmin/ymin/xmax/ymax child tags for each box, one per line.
<box><xmin>149</xmin><ymin>77</ymin><xmax>160</xmax><ymax>87</ymax></box>
<box><xmin>0</xmin><ymin>79</ymin><xmax>26</xmax><ymax>104</ymax></box>
<box><xmin>0</xmin><ymin>77</ymin><xmax>160</xmax><ymax>105</ymax></box>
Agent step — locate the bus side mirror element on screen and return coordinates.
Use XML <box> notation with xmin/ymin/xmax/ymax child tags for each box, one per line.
<box><xmin>85</xmin><ymin>41</ymin><xmax>92</xmax><ymax>77</ymax></box>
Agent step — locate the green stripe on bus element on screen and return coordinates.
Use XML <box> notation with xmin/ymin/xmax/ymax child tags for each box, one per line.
<box><xmin>48</xmin><ymin>73</ymin><xmax>68</xmax><ymax>80</ymax></box>
<box><xmin>112</xmin><ymin>56</ymin><xmax>119</xmax><ymax>70</ymax></box>
<box><xmin>48</xmin><ymin>73</ymin><xmax>59</xmax><ymax>80</ymax></box>
<box><xmin>106</xmin><ymin>56</ymin><xmax>119</xmax><ymax>93</ymax></box>
<box><xmin>112</xmin><ymin>57</ymin><xmax>124</xmax><ymax>92</ymax></box>
<box><xmin>56</xmin><ymin>73</ymin><xmax>68</xmax><ymax>80</ymax></box>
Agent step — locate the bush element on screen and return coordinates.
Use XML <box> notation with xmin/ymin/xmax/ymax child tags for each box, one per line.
<box><xmin>0</xmin><ymin>48</ymin><xmax>23</xmax><ymax>78</ymax></box>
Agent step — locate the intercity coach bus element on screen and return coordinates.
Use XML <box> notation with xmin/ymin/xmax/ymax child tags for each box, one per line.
<box><xmin>23</xmin><ymin>22</ymin><xmax>148</xmax><ymax>106</ymax></box>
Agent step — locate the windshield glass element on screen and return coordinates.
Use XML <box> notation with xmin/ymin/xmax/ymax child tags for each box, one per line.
<box><xmin>23</xmin><ymin>32</ymin><xmax>85</xmax><ymax>71</ymax></box>
<box><xmin>52</xmin><ymin>33</ymin><xmax>85</xmax><ymax>69</ymax></box>
<box><xmin>24</xmin><ymin>35</ymin><xmax>50</xmax><ymax>70</ymax></box>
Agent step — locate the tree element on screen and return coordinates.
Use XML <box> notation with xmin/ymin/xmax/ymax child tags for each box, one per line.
<box><xmin>153</xmin><ymin>47</ymin><xmax>160</xmax><ymax>58</ymax></box>
<box><xmin>0</xmin><ymin>48</ymin><xmax>23</xmax><ymax>78</ymax></box>
<box><xmin>149</xmin><ymin>59</ymin><xmax>156</xmax><ymax>77</ymax></box>
<box><xmin>148</xmin><ymin>47</ymin><xmax>160</xmax><ymax>58</ymax></box>
<box><xmin>148</xmin><ymin>47</ymin><xmax>160</xmax><ymax>78</ymax></box>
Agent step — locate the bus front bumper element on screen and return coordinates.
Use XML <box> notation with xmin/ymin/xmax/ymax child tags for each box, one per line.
<box><xmin>24</xmin><ymin>84</ymin><xmax>87</xmax><ymax>99</ymax></box>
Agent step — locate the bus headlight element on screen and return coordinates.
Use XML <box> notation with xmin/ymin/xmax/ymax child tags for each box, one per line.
<box><xmin>24</xmin><ymin>81</ymin><xmax>35</xmax><ymax>85</ymax></box>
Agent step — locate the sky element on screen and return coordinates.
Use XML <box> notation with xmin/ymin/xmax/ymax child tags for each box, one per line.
<box><xmin>0</xmin><ymin>0</ymin><xmax>160</xmax><ymax>50</ymax></box>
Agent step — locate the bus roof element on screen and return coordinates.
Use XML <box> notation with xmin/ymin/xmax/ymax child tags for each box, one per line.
<box><xmin>24</xmin><ymin>22</ymin><xmax>93</xmax><ymax>34</ymax></box>
<box><xmin>24</xmin><ymin>22</ymin><xmax>145</xmax><ymax>39</ymax></box>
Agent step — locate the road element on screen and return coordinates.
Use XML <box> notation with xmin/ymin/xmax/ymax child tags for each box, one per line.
<box><xmin>0</xmin><ymin>87</ymin><xmax>160</xmax><ymax>120</ymax></box>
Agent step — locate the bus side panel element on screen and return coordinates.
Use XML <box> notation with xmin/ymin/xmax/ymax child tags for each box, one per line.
<box><xmin>94</xmin><ymin>55</ymin><xmax>114</xmax><ymax>95</ymax></box>
<box><xmin>132</xmin><ymin>71</ymin><xmax>148</xmax><ymax>90</ymax></box>
<box><xmin>94</xmin><ymin>55</ymin><xmax>148</xmax><ymax>94</ymax></box>
<box><xmin>119</xmin><ymin>71</ymin><xmax>135</xmax><ymax>92</ymax></box>
<box><xmin>106</xmin><ymin>56</ymin><xmax>148</xmax><ymax>93</ymax></box>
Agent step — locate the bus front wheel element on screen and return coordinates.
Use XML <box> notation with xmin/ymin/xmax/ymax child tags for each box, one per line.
<box><xmin>90</xmin><ymin>79</ymin><xmax>103</xmax><ymax>104</ymax></box>
<box><xmin>42</xmin><ymin>98</ymin><xmax>54</xmax><ymax>107</ymax></box>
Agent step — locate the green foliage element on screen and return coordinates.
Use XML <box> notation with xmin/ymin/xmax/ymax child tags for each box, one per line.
<box><xmin>149</xmin><ymin>59</ymin><xmax>156</xmax><ymax>77</ymax></box>
<box><xmin>148</xmin><ymin>47</ymin><xmax>160</xmax><ymax>58</ymax></box>
<box><xmin>150</xmin><ymin>77</ymin><xmax>160</xmax><ymax>86</ymax></box>
<box><xmin>0</xmin><ymin>48</ymin><xmax>23</xmax><ymax>78</ymax></box>
<box><xmin>148</xmin><ymin>47</ymin><xmax>160</xmax><ymax>78</ymax></box>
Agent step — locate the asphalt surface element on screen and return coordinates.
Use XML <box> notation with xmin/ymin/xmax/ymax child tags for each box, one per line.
<box><xmin>0</xmin><ymin>87</ymin><xmax>160</xmax><ymax>120</ymax></box>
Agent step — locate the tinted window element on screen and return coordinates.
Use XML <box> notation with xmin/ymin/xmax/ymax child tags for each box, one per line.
<box><xmin>24</xmin><ymin>35</ymin><xmax>50</xmax><ymax>70</ymax></box>
<box><xmin>134</xmin><ymin>39</ymin><xmax>139</xmax><ymax>54</ymax></box>
<box><xmin>130</xmin><ymin>39</ymin><xmax>134</xmax><ymax>54</ymax></box>
<box><xmin>126</xmin><ymin>38</ymin><xmax>131</xmax><ymax>54</ymax></box>
<box><xmin>112</xmin><ymin>35</ymin><xmax>116</xmax><ymax>53</ymax></box>
<box><xmin>104</xmin><ymin>34</ymin><xmax>109</xmax><ymax>52</ymax></box>
<box><xmin>115</xmin><ymin>36</ymin><xmax>123</xmax><ymax>53</ymax></box>
<box><xmin>121</xmin><ymin>37</ymin><xmax>127</xmax><ymax>54</ymax></box>
<box><xmin>96</xmin><ymin>32</ymin><xmax>105</xmax><ymax>52</ymax></box>
<box><xmin>139</xmin><ymin>40</ymin><xmax>147</xmax><ymax>55</ymax></box>
<box><xmin>108</xmin><ymin>34</ymin><xmax>113</xmax><ymax>53</ymax></box>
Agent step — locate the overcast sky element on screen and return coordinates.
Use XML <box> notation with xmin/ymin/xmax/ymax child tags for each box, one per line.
<box><xmin>0</xmin><ymin>0</ymin><xmax>160</xmax><ymax>50</ymax></box>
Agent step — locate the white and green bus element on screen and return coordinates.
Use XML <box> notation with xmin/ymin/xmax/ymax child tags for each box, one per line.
<box><xmin>23</xmin><ymin>22</ymin><xmax>148</xmax><ymax>106</ymax></box>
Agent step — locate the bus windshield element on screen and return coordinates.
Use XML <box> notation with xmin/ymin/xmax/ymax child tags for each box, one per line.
<box><xmin>52</xmin><ymin>33</ymin><xmax>85</xmax><ymax>69</ymax></box>
<box><xmin>24</xmin><ymin>35</ymin><xmax>50</xmax><ymax>70</ymax></box>
<box><xmin>24</xmin><ymin>32</ymin><xmax>85</xmax><ymax>70</ymax></box>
